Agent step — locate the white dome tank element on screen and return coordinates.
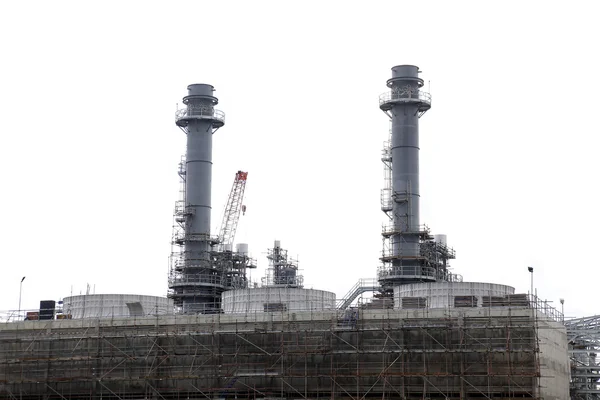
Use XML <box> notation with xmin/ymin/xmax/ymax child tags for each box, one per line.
<box><xmin>62</xmin><ymin>294</ymin><xmax>174</xmax><ymax>319</ymax></box>
<box><xmin>394</xmin><ymin>282</ymin><xmax>515</xmax><ymax>309</ymax></box>
<box><xmin>222</xmin><ymin>288</ymin><xmax>336</xmax><ymax>313</ymax></box>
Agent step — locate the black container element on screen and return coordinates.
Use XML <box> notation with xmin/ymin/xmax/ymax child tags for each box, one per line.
<box><xmin>39</xmin><ymin>300</ymin><xmax>56</xmax><ymax>320</ymax></box>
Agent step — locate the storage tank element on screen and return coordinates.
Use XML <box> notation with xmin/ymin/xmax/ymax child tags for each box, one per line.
<box><xmin>394</xmin><ymin>282</ymin><xmax>515</xmax><ymax>309</ymax></box>
<box><xmin>433</xmin><ymin>234</ymin><xmax>447</xmax><ymax>246</ymax></box>
<box><xmin>39</xmin><ymin>300</ymin><xmax>56</xmax><ymax>320</ymax></box>
<box><xmin>62</xmin><ymin>294</ymin><xmax>174</xmax><ymax>319</ymax></box>
<box><xmin>222</xmin><ymin>288</ymin><xmax>336</xmax><ymax>314</ymax></box>
<box><xmin>236</xmin><ymin>243</ymin><xmax>249</xmax><ymax>255</ymax></box>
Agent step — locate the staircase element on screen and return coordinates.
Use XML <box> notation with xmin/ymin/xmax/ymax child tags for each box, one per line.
<box><xmin>336</xmin><ymin>278</ymin><xmax>381</xmax><ymax>310</ymax></box>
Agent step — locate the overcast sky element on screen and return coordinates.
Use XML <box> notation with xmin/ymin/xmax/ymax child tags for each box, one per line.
<box><xmin>1</xmin><ymin>1</ymin><xmax>598</xmax><ymax>319</ymax></box>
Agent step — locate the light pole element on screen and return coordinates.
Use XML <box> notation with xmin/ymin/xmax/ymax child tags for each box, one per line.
<box><xmin>527</xmin><ymin>266</ymin><xmax>534</xmax><ymax>300</ymax></box>
<box><xmin>560</xmin><ymin>298</ymin><xmax>565</xmax><ymax>322</ymax></box>
<box><xmin>18</xmin><ymin>276</ymin><xmax>26</xmax><ymax>319</ymax></box>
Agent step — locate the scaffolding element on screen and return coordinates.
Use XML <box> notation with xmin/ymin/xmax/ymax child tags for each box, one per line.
<box><xmin>379</xmin><ymin>223</ymin><xmax>460</xmax><ymax>287</ymax></box>
<box><xmin>0</xmin><ymin>305</ymin><xmax>563</xmax><ymax>400</ymax></box>
<box><xmin>378</xmin><ymin>125</ymin><xmax>459</xmax><ymax>291</ymax></box>
<box><xmin>168</xmin><ymin>159</ymin><xmax>256</xmax><ymax>313</ymax></box>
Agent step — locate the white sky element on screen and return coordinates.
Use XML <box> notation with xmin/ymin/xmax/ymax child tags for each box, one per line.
<box><xmin>1</xmin><ymin>1</ymin><xmax>598</xmax><ymax>319</ymax></box>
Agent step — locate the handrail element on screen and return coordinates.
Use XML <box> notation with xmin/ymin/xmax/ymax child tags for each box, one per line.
<box><xmin>173</xmin><ymin>233</ymin><xmax>220</xmax><ymax>244</ymax></box>
<box><xmin>174</xmin><ymin>201</ymin><xmax>194</xmax><ymax>216</ymax></box>
<box><xmin>175</xmin><ymin>107</ymin><xmax>225</xmax><ymax>124</ymax></box>
<box><xmin>168</xmin><ymin>274</ymin><xmax>225</xmax><ymax>286</ymax></box>
<box><xmin>336</xmin><ymin>278</ymin><xmax>382</xmax><ymax>310</ymax></box>
<box><xmin>527</xmin><ymin>294</ymin><xmax>563</xmax><ymax>322</ymax></box>
<box><xmin>0</xmin><ymin>293</ymin><xmax>563</xmax><ymax>323</ymax></box>
<box><xmin>379</xmin><ymin>90</ymin><xmax>431</xmax><ymax>106</ymax></box>
<box><xmin>381</xmin><ymin>140</ymin><xmax>391</xmax><ymax>159</ymax></box>
<box><xmin>381</xmin><ymin>223</ymin><xmax>431</xmax><ymax>235</ymax></box>
<box><xmin>377</xmin><ymin>265</ymin><xmax>437</xmax><ymax>279</ymax></box>
<box><xmin>377</xmin><ymin>265</ymin><xmax>462</xmax><ymax>283</ymax></box>
<box><xmin>380</xmin><ymin>188</ymin><xmax>393</xmax><ymax>210</ymax></box>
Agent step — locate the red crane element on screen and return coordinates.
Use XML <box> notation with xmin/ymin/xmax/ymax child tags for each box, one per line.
<box><xmin>218</xmin><ymin>171</ymin><xmax>248</xmax><ymax>247</ymax></box>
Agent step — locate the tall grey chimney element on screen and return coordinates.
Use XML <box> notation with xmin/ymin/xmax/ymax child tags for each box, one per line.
<box><xmin>378</xmin><ymin>66</ymin><xmax>434</xmax><ymax>289</ymax></box>
<box><xmin>169</xmin><ymin>84</ymin><xmax>225</xmax><ymax>313</ymax></box>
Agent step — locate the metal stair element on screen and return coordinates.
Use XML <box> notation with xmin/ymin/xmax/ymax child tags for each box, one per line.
<box><xmin>336</xmin><ymin>278</ymin><xmax>381</xmax><ymax>310</ymax></box>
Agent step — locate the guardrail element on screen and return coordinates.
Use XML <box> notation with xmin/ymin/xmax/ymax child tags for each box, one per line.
<box><xmin>174</xmin><ymin>201</ymin><xmax>194</xmax><ymax>216</ymax></box>
<box><xmin>1</xmin><ymin>294</ymin><xmax>563</xmax><ymax>324</ymax></box>
<box><xmin>173</xmin><ymin>233</ymin><xmax>220</xmax><ymax>244</ymax></box>
<box><xmin>381</xmin><ymin>223</ymin><xmax>431</xmax><ymax>236</ymax></box>
<box><xmin>0</xmin><ymin>308</ymin><xmax>67</xmax><ymax>323</ymax></box>
<box><xmin>528</xmin><ymin>294</ymin><xmax>563</xmax><ymax>322</ymax></box>
<box><xmin>168</xmin><ymin>274</ymin><xmax>226</xmax><ymax>287</ymax></box>
<box><xmin>377</xmin><ymin>265</ymin><xmax>437</xmax><ymax>280</ymax></box>
<box><xmin>379</xmin><ymin>90</ymin><xmax>431</xmax><ymax>106</ymax></box>
<box><xmin>175</xmin><ymin>107</ymin><xmax>225</xmax><ymax>124</ymax></box>
<box><xmin>380</xmin><ymin>188</ymin><xmax>393</xmax><ymax>211</ymax></box>
<box><xmin>1</xmin><ymin>305</ymin><xmax>344</xmax><ymax>323</ymax></box>
<box><xmin>336</xmin><ymin>278</ymin><xmax>381</xmax><ymax>310</ymax></box>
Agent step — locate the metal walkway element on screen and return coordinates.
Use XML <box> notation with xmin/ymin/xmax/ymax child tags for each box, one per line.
<box><xmin>336</xmin><ymin>278</ymin><xmax>381</xmax><ymax>310</ymax></box>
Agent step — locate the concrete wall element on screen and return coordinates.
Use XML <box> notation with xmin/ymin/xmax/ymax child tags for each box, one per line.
<box><xmin>538</xmin><ymin>315</ymin><xmax>570</xmax><ymax>400</ymax></box>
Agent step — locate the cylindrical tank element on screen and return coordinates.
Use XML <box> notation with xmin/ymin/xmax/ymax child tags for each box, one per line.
<box><xmin>433</xmin><ymin>234</ymin><xmax>447</xmax><ymax>246</ymax></box>
<box><xmin>393</xmin><ymin>282</ymin><xmax>515</xmax><ymax>309</ymax></box>
<box><xmin>62</xmin><ymin>294</ymin><xmax>174</xmax><ymax>319</ymax></box>
<box><xmin>236</xmin><ymin>243</ymin><xmax>249</xmax><ymax>255</ymax></box>
<box><xmin>222</xmin><ymin>288</ymin><xmax>336</xmax><ymax>314</ymax></box>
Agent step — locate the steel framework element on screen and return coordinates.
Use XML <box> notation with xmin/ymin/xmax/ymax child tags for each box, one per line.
<box><xmin>218</xmin><ymin>171</ymin><xmax>248</xmax><ymax>248</ymax></box>
<box><xmin>168</xmin><ymin>164</ymin><xmax>255</xmax><ymax>312</ymax></box>
<box><xmin>566</xmin><ymin>315</ymin><xmax>600</xmax><ymax>399</ymax></box>
<box><xmin>263</xmin><ymin>241</ymin><xmax>303</xmax><ymax>288</ymax></box>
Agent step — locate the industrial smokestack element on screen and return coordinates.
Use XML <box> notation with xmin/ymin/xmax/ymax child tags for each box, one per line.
<box><xmin>179</xmin><ymin>84</ymin><xmax>221</xmax><ymax>256</ymax></box>
<box><xmin>378</xmin><ymin>65</ymin><xmax>433</xmax><ymax>289</ymax></box>
<box><xmin>169</xmin><ymin>84</ymin><xmax>225</xmax><ymax>314</ymax></box>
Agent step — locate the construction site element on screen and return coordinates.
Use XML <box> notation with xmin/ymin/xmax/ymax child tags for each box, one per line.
<box><xmin>0</xmin><ymin>65</ymin><xmax>595</xmax><ymax>399</ymax></box>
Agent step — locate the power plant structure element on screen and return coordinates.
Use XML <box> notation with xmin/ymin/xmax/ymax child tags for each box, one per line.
<box><xmin>168</xmin><ymin>84</ymin><xmax>255</xmax><ymax>314</ymax></box>
<box><xmin>0</xmin><ymin>65</ymin><xmax>595</xmax><ymax>399</ymax></box>
<box><xmin>378</xmin><ymin>65</ymin><xmax>458</xmax><ymax>292</ymax></box>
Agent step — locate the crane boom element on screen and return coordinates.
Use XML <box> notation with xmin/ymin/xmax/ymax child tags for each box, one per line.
<box><xmin>218</xmin><ymin>171</ymin><xmax>248</xmax><ymax>247</ymax></box>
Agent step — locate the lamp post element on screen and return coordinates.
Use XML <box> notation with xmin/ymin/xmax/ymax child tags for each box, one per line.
<box><xmin>18</xmin><ymin>276</ymin><xmax>26</xmax><ymax>319</ymax></box>
<box><xmin>560</xmin><ymin>298</ymin><xmax>565</xmax><ymax>322</ymax></box>
<box><xmin>527</xmin><ymin>266</ymin><xmax>534</xmax><ymax>300</ymax></box>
